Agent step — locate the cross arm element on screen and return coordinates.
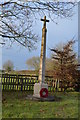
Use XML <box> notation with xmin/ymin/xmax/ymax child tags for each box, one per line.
<box><xmin>41</xmin><ymin>19</ymin><xmax>49</xmax><ymax>22</ymax></box>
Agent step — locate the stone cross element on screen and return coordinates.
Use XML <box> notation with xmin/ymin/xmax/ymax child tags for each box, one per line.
<box><xmin>38</xmin><ymin>16</ymin><xmax>49</xmax><ymax>83</ymax></box>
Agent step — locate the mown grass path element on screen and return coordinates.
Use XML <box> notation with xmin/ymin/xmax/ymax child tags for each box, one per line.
<box><xmin>2</xmin><ymin>91</ymin><xmax>79</xmax><ymax>118</ymax></box>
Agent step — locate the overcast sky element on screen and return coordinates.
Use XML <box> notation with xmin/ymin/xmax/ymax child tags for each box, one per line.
<box><xmin>1</xmin><ymin>5</ymin><xmax>78</xmax><ymax>70</ymax></box>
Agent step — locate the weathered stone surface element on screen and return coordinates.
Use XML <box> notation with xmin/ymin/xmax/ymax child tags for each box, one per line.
<box><xmin>33</xmin><ymin>83</ymin><xmax>48</xmax><ymax>98</ymax></box>
<box><xmin>33</xmin><ymin>16</ymin><xmax>49</xmax><ymax>99</ymax></box>
<box><xmin>38</xmin><ymin>16</ymin><xmax>49</xmax><ymax>83</ymax></box>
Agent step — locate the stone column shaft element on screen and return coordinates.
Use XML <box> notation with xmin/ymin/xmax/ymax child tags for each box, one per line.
<box><xmin>38</xmin><ymin>27</ymin><xmax>47</xmax><ymax>83</ymax></box>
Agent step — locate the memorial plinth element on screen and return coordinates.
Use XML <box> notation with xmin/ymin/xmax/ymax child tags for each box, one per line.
<box><xmin>33</xmin><ymin>83</ymin><xmax>48</xmax><ymax>98</ymax></box>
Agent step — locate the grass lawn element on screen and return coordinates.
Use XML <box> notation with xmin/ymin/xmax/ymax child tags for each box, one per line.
<box><xmin>2</xmin><ymin>91</ymin><xmax>79</xmax><ymax>119</ymax></box>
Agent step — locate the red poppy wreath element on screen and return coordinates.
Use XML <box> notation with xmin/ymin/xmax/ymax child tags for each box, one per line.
<box><xmin>40</xmin><ymin>88</ymin><xmax>48</xmax><ymax>98</ymax></box>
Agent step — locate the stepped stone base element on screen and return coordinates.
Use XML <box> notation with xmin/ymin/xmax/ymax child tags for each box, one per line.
<box><xmin>26</xmin><ymin>95</ymin><xmax>54</xmax><ymax>101</ymax></box>
<box><xmin>33</xmin><ymin>83</ymin><xmax>48</xmax><ymax>98</ymax></box>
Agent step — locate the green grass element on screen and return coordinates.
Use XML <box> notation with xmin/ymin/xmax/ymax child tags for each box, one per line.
<box><xmin>0</xmin><ymin>101</ymin><xmax>2</xmax><ymax>120</ymax></box>
<box><xmin>2</xmin><ymin>91</ymin><xmax>79</xmax><ymax>118</ymax></box>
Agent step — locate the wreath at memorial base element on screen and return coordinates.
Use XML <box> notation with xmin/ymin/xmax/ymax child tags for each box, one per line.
<box><xmin>40</xmin><ymin>88</ymin><xmax>48</xmax><ymax>98</ymax></box>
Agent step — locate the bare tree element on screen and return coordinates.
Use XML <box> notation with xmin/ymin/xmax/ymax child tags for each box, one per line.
<box><xmin>26</xmin><ymin>56</ymin><xmax>40</xmax><ymax>70</ymax></box>
<box><xmin>3</xmin><ymin>60</ymin><xmax>14</xmax><ymax>72</ymax></box>
<box><xmin>26</xmin><ymin>56</ymin><xmax>56</xmax><ymax>71</ymax></box>
<box><xmin>0</xmin><ymin>1</ymin><xmax>76</xmax><ymax>50</ymax></box>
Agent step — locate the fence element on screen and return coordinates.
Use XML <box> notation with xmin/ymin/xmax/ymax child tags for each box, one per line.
<box><xmin>0</xmin><ymin>74</ymin><xmax>64</xmax><ymax>92</ymax></box>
